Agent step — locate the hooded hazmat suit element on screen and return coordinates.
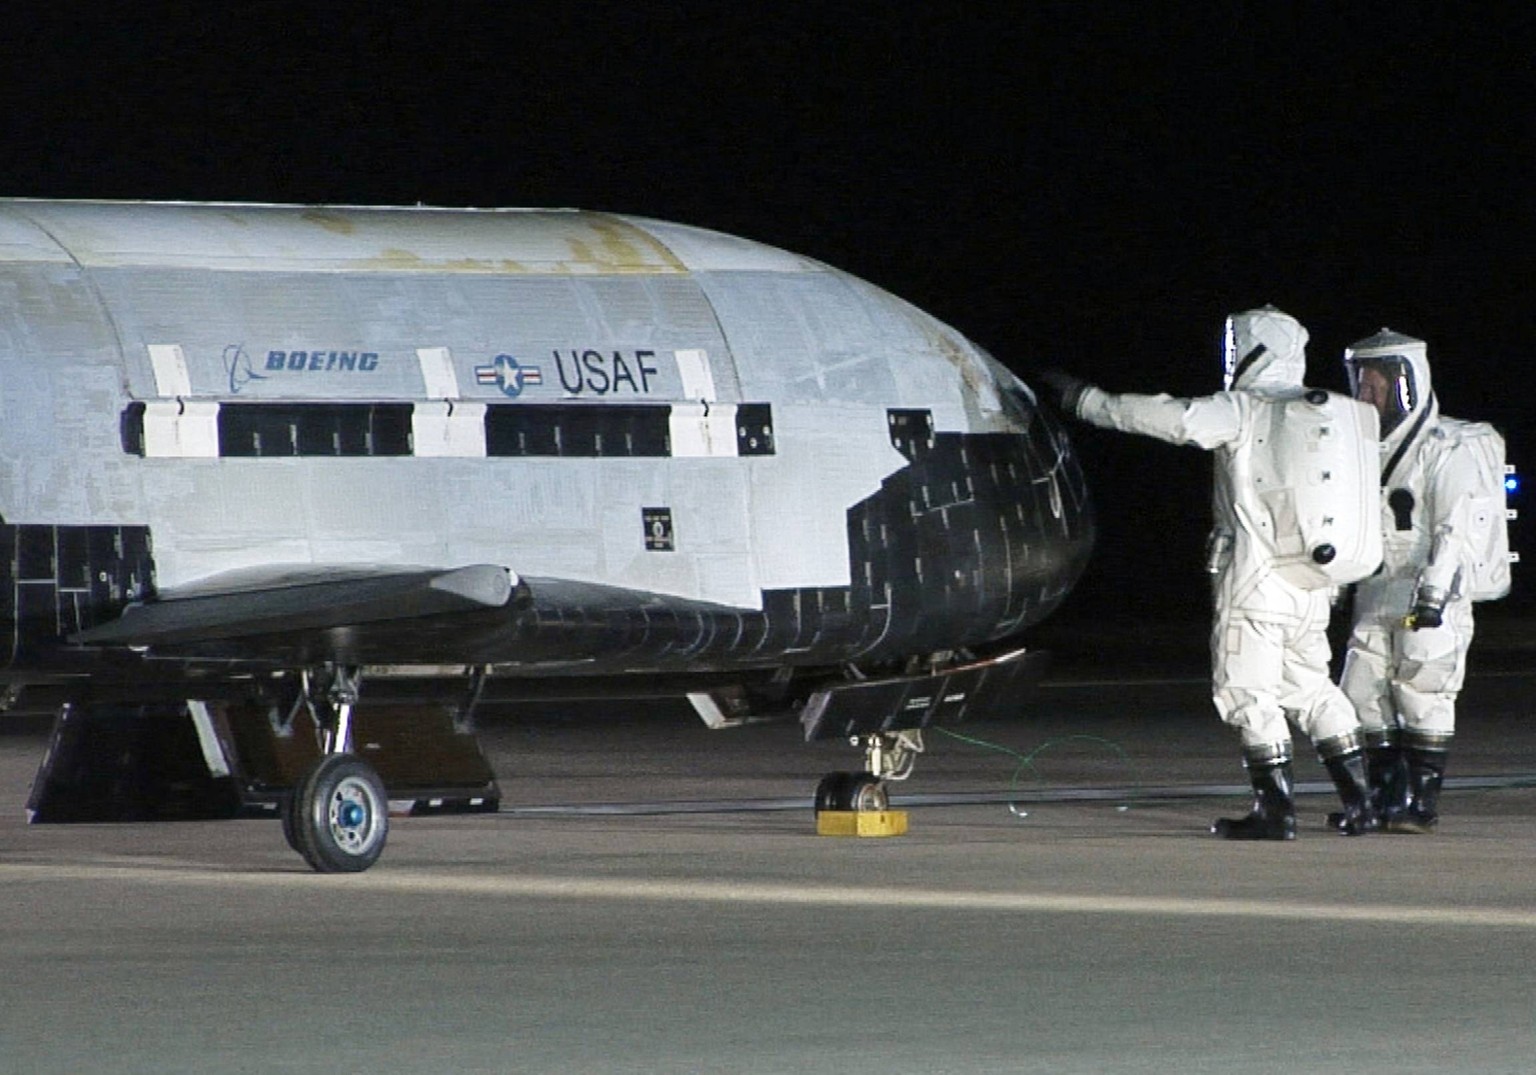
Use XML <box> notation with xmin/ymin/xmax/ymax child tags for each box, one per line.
<box><xmin>1047</xmin><ymin>307</ymin><xmax>1379</xmax><ymax>838</ymax></box>
<box><xmin>1340</xmin><ymin>329</ymin><xmax>1480</xmax><ymax>832</ymax></box>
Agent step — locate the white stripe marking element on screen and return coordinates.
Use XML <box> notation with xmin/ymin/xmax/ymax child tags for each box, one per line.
<box><xmin>3</xmin><ymin>864</ymin><xmax>1534</xmax><ymax>929</ymax></box>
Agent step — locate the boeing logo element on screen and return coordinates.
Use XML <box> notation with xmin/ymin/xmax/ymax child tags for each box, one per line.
<box><xmin>224</xmin><ymin>344</ymin><xmax>267</xmax><ymax>395</ymax></box>
<box><xmin>265</xmin><ymin>349</ymin><xmax>380</xmax><ymax>372</ymax></box>
<box><xmin>476</xmin><ymin>353</ymin><xmax>544</xmax><ymax>398</ymax></box>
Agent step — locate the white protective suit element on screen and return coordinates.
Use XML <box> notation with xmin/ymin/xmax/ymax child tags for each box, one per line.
<box><xmin>1073</xmin><ymin>307</ymin><xmax>1367</xmax><ymax>765</ymax></box>
<box><xmin>1339</xmin><ymin>331</ymin><xmax>1479</xmax><ymax>745</ymax></box>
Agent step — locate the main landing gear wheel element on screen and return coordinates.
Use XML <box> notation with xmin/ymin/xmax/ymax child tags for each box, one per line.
<box><xmin>814</xmin><ymin>771</ymin><xmax>888</xmax><ymax>815</ymax></box>
<box><xmin>287</xmin><ymin>753</ymin><xmax>389</xmax><ymax>873</ymax></box>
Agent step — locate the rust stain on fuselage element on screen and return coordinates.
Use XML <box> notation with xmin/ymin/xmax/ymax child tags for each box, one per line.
<box><xmin>301</xmin><ymin>209</ymin><xmax>358</xmax><ymax>236</ymax></box>
<box><xmin>301</xmin><ymin>210</ymin><xmax>687</xmax><ymax>275</ymax></box>
<box><xmin>574</xmin><ymin>215</ymin><xmax>688</xmax><ymax>274</ymax></box>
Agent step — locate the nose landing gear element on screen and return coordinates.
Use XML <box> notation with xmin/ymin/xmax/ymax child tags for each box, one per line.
<box><xmin>813</xmin><ymin>730</ymin><xmax>922</xmax><ymax>818</ymax></box>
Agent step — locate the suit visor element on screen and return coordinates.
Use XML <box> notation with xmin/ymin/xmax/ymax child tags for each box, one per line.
<box><xmin>1346</xmin><ymin>354</ymin><xmax>1416</xmax><ymax>436</ymax></box>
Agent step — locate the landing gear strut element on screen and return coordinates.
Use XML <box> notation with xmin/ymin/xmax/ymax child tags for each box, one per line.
<box><xmin>813</xmin><ymin>730</ymin><xmax>923</xmax><ymax>817</ymax></box>
<box><xmin>279</xmin><ymin>666</ymin><xmax>389</xmax><ymax>873</ymax></box>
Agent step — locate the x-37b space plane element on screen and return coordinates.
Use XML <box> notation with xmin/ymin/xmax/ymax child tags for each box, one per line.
<box><xmin>0</xmin><ymin>199</ymin><xmax>1093</xmax><ymax>871</ymax></box>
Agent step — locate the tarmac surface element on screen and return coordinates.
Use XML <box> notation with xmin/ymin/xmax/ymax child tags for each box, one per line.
<box><xmin>1</xmin><ymin>648</ymin><xmax>1534</xmax><ymax>1073</ymax></box>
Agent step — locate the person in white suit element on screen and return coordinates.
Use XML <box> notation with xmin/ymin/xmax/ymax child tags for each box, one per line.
<box><xmin>1339</xmin><ymin>329</ymin><xmax>1483</xmax><ymax>833</ymax></box>
<box><xmin>1043</xmin><ymin>307</ymin><xmax>1380</xmax><ymax>839</ymax></box>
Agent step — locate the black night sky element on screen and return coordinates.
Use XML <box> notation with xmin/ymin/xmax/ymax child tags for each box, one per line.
<box><xmin>4</xmin><ymin>5</ymin><xmax>1533</xmax><ymax>632</ymax></box>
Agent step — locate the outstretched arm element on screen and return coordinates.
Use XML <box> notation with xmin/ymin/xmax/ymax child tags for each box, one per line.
<box><xmin>1074</xmin><ymin>386</ymin><xmax>1244</xmax><ymax>451</ymax></box>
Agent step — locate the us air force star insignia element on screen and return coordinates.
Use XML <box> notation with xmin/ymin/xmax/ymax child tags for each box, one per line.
<box><xmin>476</xmin><ymin>353</ymin><xmax>544</xmax><ymax>398</ymax></box>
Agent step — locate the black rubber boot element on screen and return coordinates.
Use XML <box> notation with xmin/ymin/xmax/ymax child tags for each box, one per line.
<box><xmin>1389</xmin><ymin>744</ymin><xmax>1448</xmax><ymax>834</ymax></box>
<box><xmin>1327</xmin><ymin>732</ymin><xmax>1405</xmax><ymax>829</ymax></box>
<box><xmin>1324</xmin><ymin>750</ymin><xmax>1381</xmax><ymax>836</ymax></box>
<box><xmin>1213</xmin><ymin>759</ymin><xmax>1297</xmax><ymax>841</ymax></box>
<box><xmin>1366</xmin><ymin>740</ymin><xmax>1409</xmax><ymax>823</ymax></box>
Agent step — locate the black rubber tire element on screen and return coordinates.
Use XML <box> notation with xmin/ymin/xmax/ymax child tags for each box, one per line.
<box><xmin>814</xmin><ymin>771</ymin><xmax>855</xmax><ymax>815</ymax></box>
<box><xmin>280</xmin><ymin>790</ymin><xmax>302</xmax><ymax>853</ymax></box>
<box><xmin>290</xmin><ymin>753</ymin><xmax>389</xmax><ymax>873</ymax></box>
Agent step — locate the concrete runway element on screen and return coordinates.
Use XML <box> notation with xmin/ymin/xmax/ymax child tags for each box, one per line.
<box><xmin>1</xmin><ymin>667</ymin><xmax>1535</xmax><ymax>1073</ymax></box>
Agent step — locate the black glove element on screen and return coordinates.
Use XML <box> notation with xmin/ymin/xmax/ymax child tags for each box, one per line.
<box><xmin>1404</xmin><ymin>584</ymin><xmax>1447</xmax><ymax>631</ymax></box>
<box><xmin>1038</xmin><ymin>369</ymin><xmax>1090</xmax><ymax>416</ymax></box>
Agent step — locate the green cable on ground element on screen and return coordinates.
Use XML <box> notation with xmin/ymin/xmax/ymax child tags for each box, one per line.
<box><xmin>932</xmin><ymin>727</ymin><xmax>1141</xmax><ymax>807</ymax></box>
